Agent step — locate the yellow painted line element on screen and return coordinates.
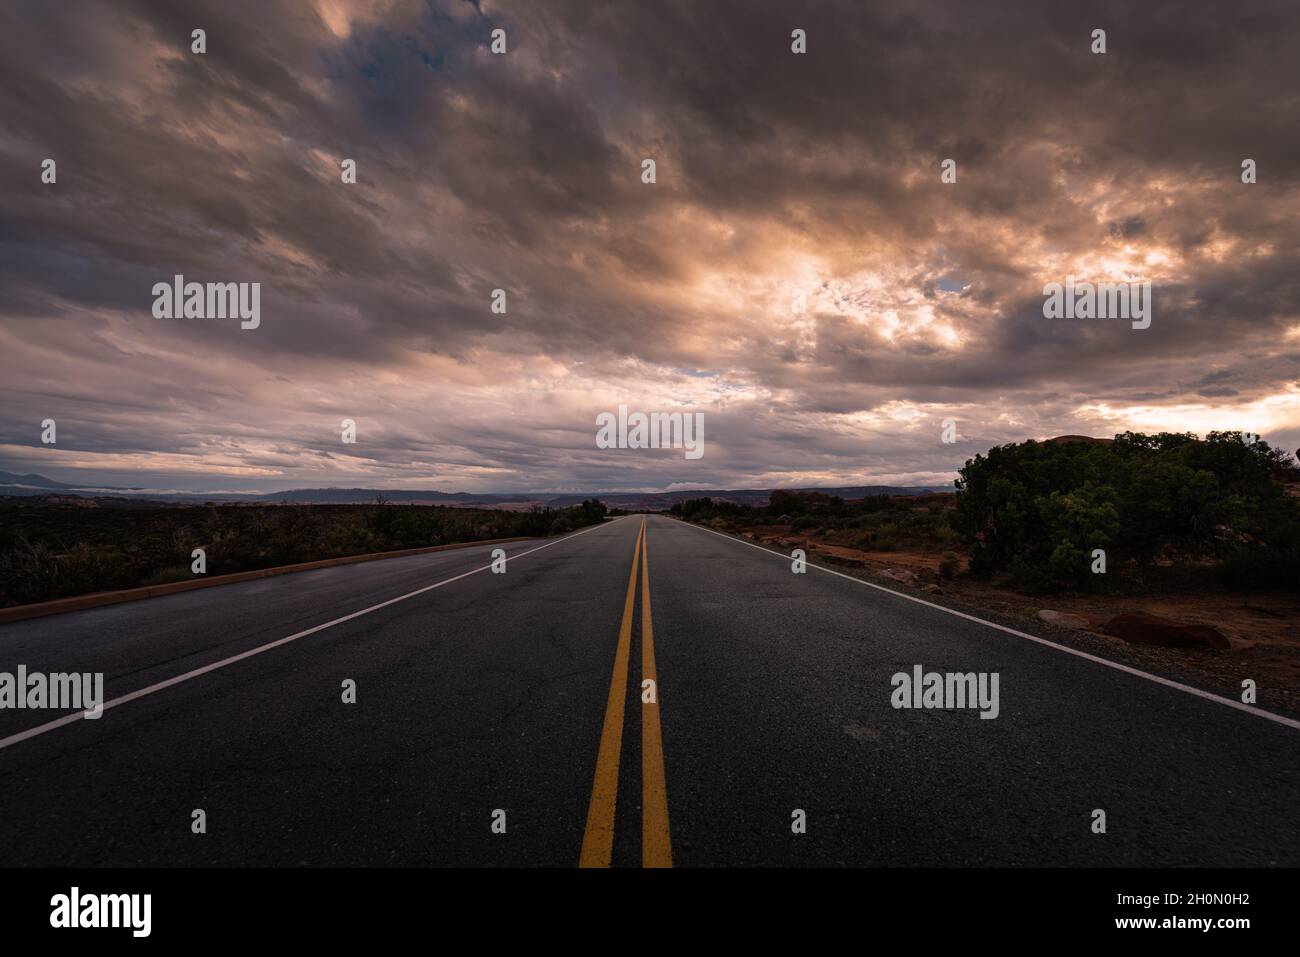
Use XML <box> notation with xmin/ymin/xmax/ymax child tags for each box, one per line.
<box><xmin>578</xmin><ymin>518</ymin><xmax>644</xmax><ymax>867</ymax></box>
<box><xmin>639</xmin><ymin>521</ymin><xmax>673</xmax><ymax>867</ymax></box>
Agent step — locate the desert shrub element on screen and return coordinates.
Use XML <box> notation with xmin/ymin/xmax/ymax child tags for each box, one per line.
<box><xmin>140</xmin><ymin>565</ymin><xmax>191</xmax><ymax>587</ymax></box>
<box><xmin>938</xmin><ymin>552</ymin><xmax>961</xmax><ymax>578</ymax></box>
<box><xmin>954</xmin><ymin>431</ymin><xmax>1300</xmax><ymax>591</ymax></box>
<box><xmin>0</xmin><ymin>499</ymin><xmax>608</xmax><ymax>608</ymax></box>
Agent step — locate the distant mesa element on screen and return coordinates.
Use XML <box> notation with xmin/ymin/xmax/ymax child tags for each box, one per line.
<box><xmin>0</xmin><ymin>470</ymin><xmax>70</xmax><ymax>488</ymax></box>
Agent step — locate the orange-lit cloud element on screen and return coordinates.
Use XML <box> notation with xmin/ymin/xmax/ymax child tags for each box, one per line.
<box><xmin>1</xmin><ymin>0</ymin><xmax>1297</xmax><ymax>493</ymax></box>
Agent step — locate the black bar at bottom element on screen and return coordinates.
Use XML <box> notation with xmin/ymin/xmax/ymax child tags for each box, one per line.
<box><xmin>0</xmin><ymin>866</ymin><xmax>1286</xmax><ymax>945</ymax></box>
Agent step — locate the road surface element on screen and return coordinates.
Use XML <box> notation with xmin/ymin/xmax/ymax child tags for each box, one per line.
<box><xmin>0</xmin><ymin>514</ymin><xmax>1296</xmax><ymax>866</ymax></box>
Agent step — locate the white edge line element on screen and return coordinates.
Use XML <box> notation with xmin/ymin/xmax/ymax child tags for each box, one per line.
<box><xmin>670</xmin><ymin>516</ymin><xmax>1300</xmax><ymax>732</ymax></box>
<box><xmin>0</xmin><ymin>518</ymin><xmax>623</xmax><ymax>751</ymax></box>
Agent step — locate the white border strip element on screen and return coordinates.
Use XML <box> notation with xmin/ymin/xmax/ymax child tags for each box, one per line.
<box><xmin>671</xmin><ymin>517</ymin><xmax>1300</xmax><ymax>732</ymax></box>
<box><xmin>0</xmin><ymin>519</ymin><xmax>622</xmax><ymax>751</ymax></box>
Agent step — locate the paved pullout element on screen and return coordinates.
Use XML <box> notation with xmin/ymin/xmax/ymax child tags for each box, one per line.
<box><xmin>0</xmin><ymin>515</ymin><xmax>1295</xmax><ymax>866</ymax></box>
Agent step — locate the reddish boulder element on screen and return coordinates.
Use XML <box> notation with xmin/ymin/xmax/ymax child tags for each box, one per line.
<box><xmin>1038</xmin><ymin>609</ymin><xmax>1092</xmax><ymax>630</ymax></box>
<box><xmin>880</xmin><ymin>568</ymin><xmax>920</xmax><ymax>586</ymax></box>
<box><xmin>1102</xmin><ymin>612</ymin><xmax>1230</xmax><ymax>650</ymax></box>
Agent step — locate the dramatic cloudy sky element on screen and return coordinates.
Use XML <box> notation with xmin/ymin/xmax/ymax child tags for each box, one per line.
<box><xmin>1</xmin><ymin>0</ymin><xmax>1298</xmax><ymax>493</ymax></box>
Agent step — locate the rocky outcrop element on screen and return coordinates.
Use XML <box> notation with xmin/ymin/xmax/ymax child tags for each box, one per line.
<box><xmin>879</xmin><ymin>568</ymin><xmax>920</xmax><ymax>587</ymax></box>
<box><xmin>1101</xmin><ymin>612</ymin><xmax>1231</xmax><ymax>650</ymax></box>
<box><xmin>1037</xmin><ymin>609</ymin><xmax>1092</xmax><ymax>630</ymax></box>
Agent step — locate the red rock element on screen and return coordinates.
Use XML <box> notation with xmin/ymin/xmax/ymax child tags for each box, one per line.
<box><xmin>880</xmin><ymin>568</ymin><xmax>920</xmax><ymax>586</ymax></box>
<box><xmin>1038</xmin><ymin>609</ymin><xmax>1091</xmax><ymax>630</ymax></box>
<box><xmin>1101</xmin><ymin>612</ymin><xmax>1230</xmax><ymax>650</ymax></box>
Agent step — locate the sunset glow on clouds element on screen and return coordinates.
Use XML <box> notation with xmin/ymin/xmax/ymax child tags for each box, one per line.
<box><xmin>1</xmin><ymin>0</ymin><xmax>1297</xmax><ymax>493</ymax></box>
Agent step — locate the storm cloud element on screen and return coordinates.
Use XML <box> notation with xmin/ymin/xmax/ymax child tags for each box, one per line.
<box><xmin>1</xmin><ymin>0</ymin><xmax>1297</xmax><ymax>492</ymax></box>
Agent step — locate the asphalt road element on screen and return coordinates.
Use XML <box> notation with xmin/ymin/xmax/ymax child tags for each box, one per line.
<box><xmin>0</xmin><ymin>514</ymin><xmax>1296</xmax><ymax>867</ymax></box>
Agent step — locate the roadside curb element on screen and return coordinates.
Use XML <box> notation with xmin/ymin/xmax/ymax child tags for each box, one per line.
<box><xmin>0</xmin><ymin>536</ymin><xmax>534</xmax><ymax>625</ymax></box>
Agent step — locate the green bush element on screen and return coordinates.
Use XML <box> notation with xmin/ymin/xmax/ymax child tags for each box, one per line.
<box><xmin>953</xmin><ymin>431</ymin><xmax>1300</xmax><ymax>591</ymax></box>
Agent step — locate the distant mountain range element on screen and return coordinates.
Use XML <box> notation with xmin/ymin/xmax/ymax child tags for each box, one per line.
<box><xmin>0</xmin><ymin>470</ymin><xmax>950</xmax><ymax>510</ymax></box>
<box><xmin>0</xmin><ymin>471</ymin><xmax>70</xmax><ymax>489</ymax></box>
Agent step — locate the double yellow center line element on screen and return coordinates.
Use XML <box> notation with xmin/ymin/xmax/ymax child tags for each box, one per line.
<box><xmin>579</xmin><ymin>517</ymin><xmax>673</xmax><ymax>867</ymax></box>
